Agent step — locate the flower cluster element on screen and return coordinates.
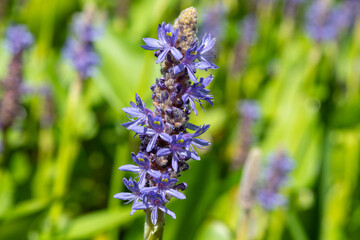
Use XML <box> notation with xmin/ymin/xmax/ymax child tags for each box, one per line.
<box><xmin>305</xmin><ymin>1</ymin><xmax>355</xmax><ymax>42</ymax></box>
<box><xmin>257</xmin><ymin>150</ymin><xmax>294</xmax><ymax>210</ymax></box>
<box><xmin>4</xmin><ymin>25</ymin><xmax>34</xmax><ymax>55</ymax></box>
<box><xmin>63</xmin><ymin>10</ymin><xmax>102</xmax><ymax>80</ymax></box>
<box><xmin>0</xmin><ymin>25</ymin><xmax>33</xmax><ymax>131</ymax></box>
<box><xmin>114</xmin><ymin>7</ymin><xmax>217</xmax><ymax>225</ymax></box>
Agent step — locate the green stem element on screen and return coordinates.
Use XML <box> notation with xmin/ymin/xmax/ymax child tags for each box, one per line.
<box><xmin>48</xmin><ymin>78</ymin><xmax>83</xmax><ymax>233</ymax></box>
<box><xmin>144</xmin><ymin>209</ymin><xmax>165</xmax><ymax>240</ymax></box>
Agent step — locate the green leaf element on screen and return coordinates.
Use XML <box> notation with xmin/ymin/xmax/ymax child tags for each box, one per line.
<box><xmin>1</xmin><ymin>198</ymin><xmax>50</xmax><ymax>221</ymax></box>
<box><xmin>59</xmin><ymin>208</ymin><xmax>132</xmax><ymax>239</ymax></box>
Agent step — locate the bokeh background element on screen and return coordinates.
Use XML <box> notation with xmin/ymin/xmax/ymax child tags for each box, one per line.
<box><xmin>1</xmin><ymin>0</ymin><xmax>360</xmax><ymax>239</ymax></box>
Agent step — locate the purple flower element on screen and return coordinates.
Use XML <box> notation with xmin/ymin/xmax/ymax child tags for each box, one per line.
<box><xmin>141</xmin><ymin>22</ymin><xmax>183</xmax><ymax>63</ymax></box>
<box><xmin>63</xmin><ymin>39</ymin><xmax>100</xmax><ymax>79</ymax></box>
<box><xmin>173</xmin><ymin>41</ymin><xmax>217</xmax><ymax>82</ymax></box>
<box><xmin>182</xmin><ymin>75</ymin><xmax>214</xmax><ymax>115</ymax></box>
<box><xmin>144</xmin><ymin>173</ymin><xmax>186</xmax><ymax>200</ymax></box>
<box><xmin>257</xmin><ymin>151</ymin><xmax>294</xmax><ymax>210</ymax></box>
<box><xmin>118</xmin><ymin>152</ymin><xmax>161</xmax><ymax>187</ymax></box>
<box><xmin>63</xmin><ymin>11</ymin><xmax>102</xmax><ymax>79</ymax></box>
<box><xmin>258</xmin><ymin>189</ymin><xmax>287</xmax><ymax>210</ymax></box>
<box><xmin>184</xmin><ymin>124</ymin><xmax>210</xmax><ymax>151</ymax></box>
<box><xmin>5</xmin><ymin>25</ymin><xmax>34</xmax><ymax>54</ymax></box>
<box><xmin>157</xmin><ymin>133</ymin><xmax>200</xmax><ymax>172</ymax></box>
<box><xmin>113</xmin><ymin>177</ymin><xmax>143</xmax><ymax>215</ymax></box>
<box><xmin>145</xmin><ymin>114</ymin><xmax>172</xmax><ymax>151</ymax></box>
<box><xmin>305</xmin><ymin>1</ymin><xmax>350</xmax><ymax>42</ymax></box>
<box><xmin>196</xmin><ymin>34</ymin><xmax>218</xmax><ymax>69</ymax></box>
<box><xmin>72</xmin><ymin>13</ymin><xmax>102</xmax><ymax>42</ymax></box>
<box><xmin>129</xmin><ymin>114</ymin><xmax>172</xmax><ymax>151</ymax></box>
<box><xmin>240</xmin><ymin>100</ymin><xmax>261</xmax><ymax>120</ymax></box>
<box><xmin>122</xmin><ymin>94</ymin><xmax>153</xmax><ymax>130</ymax></box>
<box><xmin>132</xmin><ymin>191</ymin><xmax>176</xmax><ymax>224</ymax></box>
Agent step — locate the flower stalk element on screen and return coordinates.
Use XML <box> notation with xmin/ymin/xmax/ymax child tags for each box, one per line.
<box><xmin>144</xmin><ymin>209</ymin><xmax>165</xmax><ymax>240</ymax></box>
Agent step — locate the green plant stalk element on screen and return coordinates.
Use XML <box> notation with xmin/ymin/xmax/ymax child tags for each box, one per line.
<box><xmin>107</xmin><ymin>141</ymin><xmax>129</xmax><ymax>240</ymax></box>
<box><xmin>0</xmin><ymin>130</ymin><xmax>5</xmax><ymax>167</ymax></box>
<box><xmin>144</xmin><ymin>209</ymin><xmax>165</xmax><ymax>240</ymax></box>
<box><xmin>48</xmin><ymin>78</ymin><xmax>83</xmax><ymax>232</ymax></box>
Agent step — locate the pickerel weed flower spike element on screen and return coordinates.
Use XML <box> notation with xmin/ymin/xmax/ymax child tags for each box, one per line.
<box><xmin>305</xmin><ymin>1</ymin><xmax>352</xmax><ymax>42</ymax></box>
<box><xmin>115</xmin><ymin>7</ymin><xmax>217</xmax><ymax>234</ymax></box>
<box><xmin>257</xmin><ymin>150</ymin><xmax>294</xmax><ymax>210</ymax></box>
<box><xmin>0</xmin><ymin>25</ymin><xmax>33</xmax><ymax>131</ymax></box>
<box><xmin>63</xmin><ymin>9</ymin><xmax>102</xmax><ymax>80</ymax></box>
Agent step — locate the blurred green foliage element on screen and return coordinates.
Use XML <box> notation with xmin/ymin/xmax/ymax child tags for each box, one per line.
<box><xmin>0</xmin><ymin>0</ymin><xmax>359</xmax><ymax>239</ymax></box>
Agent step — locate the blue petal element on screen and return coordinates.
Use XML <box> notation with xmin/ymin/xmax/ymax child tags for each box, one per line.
<box><xmin>195</xmin><ymin>61</ymin><xmax>214</xmax><ymax>70</ymax></box>
<box><xmin>157</xmin><ymin>148</ymin><xmax>172</xmax><ymax>156</ymax></box>
<box><xmin>158</xmin><ymin>23</ymin><xmax>166</xmax><ymax>43</ymax></box>
<box><xmin>132</xmin><ymin>201</ymin><xmax>148</xmax><ymax>210</ymax></box>
<box><xmin>173</xmin><ymin>63</ymin><xmax>185</xmax><ymax>75</ymax></box>
<box><xmin>131</xmin><ymin>125</ymin><xmax>148</xmax><ymax>134</ymax></box>
<box><xmin>159</xmin><ymin>205</ymin><xmax>176</xmax><ymax>219</ymax></box>
<box><xmin>118</xmin><ymin>164</ymin><xmax>140</xmax><ymax>173</ymax></box>
<box><xmin>186</xmin><ymin>122</ymin><xmax>199</xmax><ymax>131</ymax></box>
<box><xmin>190</xmin><ymin>151</ymin><xmax>200</xmax><ymax>160</ymax></box>
<box><xmin>200</xmin><ymin>34</ymin><xmax>216</xmax><ymax>54</ymax></box>
<box><xmin>156</xmin><ymin>49</ymin><xmax>169</xmax><ymax>64</ymax></box>
<box><xmin>122</xmin><ymin>121</ymin><xmax>135</xmax><ymax>129</ymax></box>
<box><xmin>147</xmin><ymin>134</ymin><xmax>159</xmax><ymax>152</ymax></box>
<box><xmin>138</xmin><ymin>171</ymin><xmax>147</xmax><ymax>188</ymax></box>
<box><xmin>166</xmin><ymin>189</ymin><xmax>186</xmax><ymax>199</ymax></box>
<box><xmin>202</xmin><ymin>75</ymin><xmax>214</xmax><ymax>87</ymax></box>
<box><xmin>142</xmin><ymin>38</ymin><xmax>163</xmax><ymax>50</ymax></box>
<box><xmin>192</xmin><ymin>138</ymin><xmax>210</xmax><ymax>147</ymax></box>
<box><xmin>187</xmin><ymin>67</ymin><xmax>197</xmax><ymax>82</ymax></box>
<box><xmin>151</xmin><ymin>206</ymin><xmax>158</xmax><ymax>225</ymax></box>
<box><xmin>142</xmin><ymin>186</ymin><xmax>158</xmax><ymax>193</ymax></box>
<box><xmin>170</xmin><ymin>47</ymin><xmax>183</xmax><ymax>60</ymax></box>
<box><xmin>114</xmin><ymin>192</ymin><xmax>135</xmax><ymax>201</ymax></box>
<box><xmin>172</xmin><ymin>154</ymin><xmax>179</xmax><ymax>172</ymax></box>
<box><xmin>189</xmin><ymin>99</ymin><xmax>198</xmax><ymax>115</ymax></box>
<box><xmin>122</xmin><ymin>107</ymin><xmax>142</xmax><ymax>117</ymax></box>
<box><xmin>148</xmin><ymin>169</ymin><xmax>162</xmax><ymax>178</ymax></box>
<box><xmin>160</xmin><ymin>133</ymin><xmax>172</xmax><ymax>143</ymax></box>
